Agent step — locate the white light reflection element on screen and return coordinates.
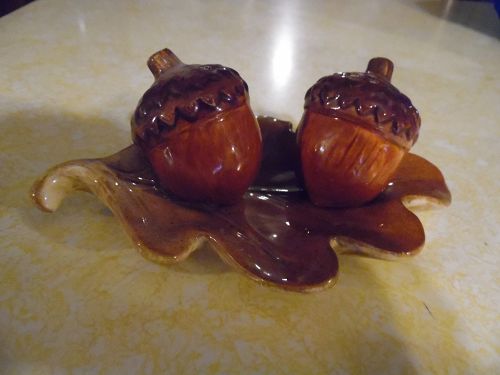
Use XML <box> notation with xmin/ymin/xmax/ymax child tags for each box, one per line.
<box><xmin>271</xmin><ymin>28</ymin><xmax>294</xmax><ymax>90</ymax></box>
<box><xmin>77</xmin><ymin>16</ymin><xmax>87</xmax><ymax>35</ymax></box>
<box><xmin>212</xmin><ymin>164</ymin><xmax>223</xmax><ymax>175</ymax></box>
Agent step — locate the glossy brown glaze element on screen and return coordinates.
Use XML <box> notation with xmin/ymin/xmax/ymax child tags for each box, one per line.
<box><xmin>32</xmin><ymin>117</ymin><xmax>451</xmax><ymax>292</ymax></box>
<box><xmin>147</xmin><ymin>105</ymin><xmax>262</xmax><ymax>205</ymax></box>
<box><xmin>131</xmin><ymin>48</ymin><xmax>262</xmax><ymax>204</ymax></box>
<box><xmin>303</xmin><ymin>57</ymin><xmax>420</xmax><ymax>149</ymax></box>
<box><xmin>298</xmin><ymin>57</ymin><xmax>421</xmax><ymax>207</ymax></box>
<box><xmin>298</xmin><ymin>112</ymin><xmax>405</xmax><ymax>207</ymax></box>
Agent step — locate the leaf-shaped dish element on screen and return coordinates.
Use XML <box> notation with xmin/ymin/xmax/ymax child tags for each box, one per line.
<box><xmin>31</xmin><ymin>117</ymin><xmax>450</xmax><ymax>292</ymax></box>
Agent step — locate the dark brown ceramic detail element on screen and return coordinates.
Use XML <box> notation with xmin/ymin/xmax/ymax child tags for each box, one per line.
<box><xmin>304</xmin><ymin>57</ymin><xmax>420</xmax><ymax>149</ymax></box>
<box><xmin>130</xmin><ymin>48</ymin><xmax>262</xmax><ymax>205</ymax></box>
<box><xmin>132</xmin><ymin>49</ymin><xmax>250</xmax><ymax>149</ymax></box>
<box><xmin>298</xmin><ymin>57</ymin><xmax>424</xmax><ymax>208</ymax></box>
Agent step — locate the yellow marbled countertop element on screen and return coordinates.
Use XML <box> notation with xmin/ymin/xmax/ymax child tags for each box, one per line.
<box><xmin>1</xmin><ymin>0</ymin><xmax>499</xmax><ymax>373</ymax></box>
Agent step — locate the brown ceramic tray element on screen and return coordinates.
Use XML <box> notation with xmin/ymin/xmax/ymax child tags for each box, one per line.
<box><xmin>31</xmin><ymin>117</ymin><xmax>451</xmax><ymax>292</ymax></box>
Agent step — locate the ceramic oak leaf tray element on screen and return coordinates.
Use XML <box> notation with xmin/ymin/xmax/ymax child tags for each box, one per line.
<box><xmin>31</xmin><ymin>117</ymin><xmax>451</xmax><ymax>292</ymax></box>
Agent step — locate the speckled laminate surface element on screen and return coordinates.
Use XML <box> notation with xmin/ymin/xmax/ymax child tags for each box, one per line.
<box><xmin>1</xmin><ymin>0</ymin><xmax>499</xmax><ymax>373</ymax></box>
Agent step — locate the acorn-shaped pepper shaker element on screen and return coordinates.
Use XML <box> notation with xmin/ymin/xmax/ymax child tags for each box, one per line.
<box><xmin>132</xmin><ymin>49</ymin><xmax>262</xmax><ymax>205</ymax></box>
<box><xmin>297</xmin><ymin>58</ymin><xmax>421</xmax><ymax>207</ymax></box>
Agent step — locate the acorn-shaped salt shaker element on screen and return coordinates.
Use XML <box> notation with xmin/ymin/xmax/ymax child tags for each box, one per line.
<box><xmin>131</xmin><ymin>49</ymin><xmax>262</xmax><ymax>205</ymax></box>
<box><xmin>297</xmin><ymin>58</ymin><xmax>421</xmax><ymax>207</ymax></box>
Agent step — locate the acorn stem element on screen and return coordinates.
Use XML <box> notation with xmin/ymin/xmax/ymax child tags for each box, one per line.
<box><xmin>366</xmin><ymin>57</ymin><xmax>394</xmax><ymax>81</ymax></box>
<box><xmin>147</xmin><ymin>48</ymin><xmax>183</xmax><ymax>79</ymax></box>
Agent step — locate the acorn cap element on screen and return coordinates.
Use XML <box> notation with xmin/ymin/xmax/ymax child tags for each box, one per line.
<box><xmin>132</xmin><ymin>49</ymin><xmax>250</xmax><ymax>147</ymax></box>
<box><xmin>304</xmin><ymin>58</ymin><xmax>420</xmax><ymax>150</ymax></box>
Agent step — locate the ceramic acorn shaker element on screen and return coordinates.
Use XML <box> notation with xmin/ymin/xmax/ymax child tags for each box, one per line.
<box><xmin>297</xmin><ymin>57</ymin><xmax>421</xmax><ymax>207</ymax></box>
<box><xmin>131</xmin><ymin>48</ymin><xmax>262</xmax><ymax>205</ymax></box>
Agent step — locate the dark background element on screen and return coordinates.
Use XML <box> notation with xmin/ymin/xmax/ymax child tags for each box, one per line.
<box><xmin>0</xmin><ymin>0</ymin><xmax>36</xmax><ymax>17</ymax></box>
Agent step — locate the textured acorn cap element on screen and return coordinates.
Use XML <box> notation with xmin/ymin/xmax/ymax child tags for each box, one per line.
<box><xmin>304</xmin><ymin>58</ymin><xmax>420</xmax><ymax>150</ymax></box>
<box><xmin>132</xmin><ymin>49</ymin><xmax>250</xmax><ymax>147</ymax></box>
